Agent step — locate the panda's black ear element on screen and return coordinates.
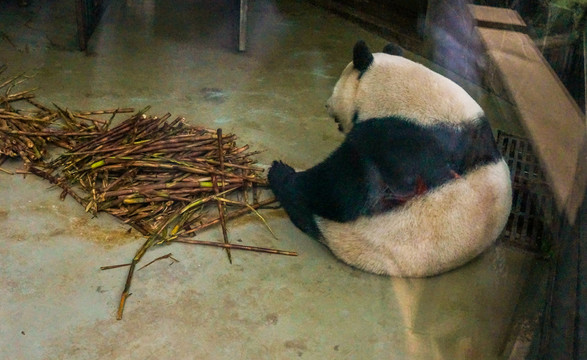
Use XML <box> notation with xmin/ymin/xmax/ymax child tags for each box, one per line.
<box><xmin>382</xmin><ymin>43</ymin><xmax>403</xmax><ymax>56</ymax></box>
<box><xmin>353</xmin><ymin>40</ymin><xmax>373</xmax><ymax>73</ymax></box>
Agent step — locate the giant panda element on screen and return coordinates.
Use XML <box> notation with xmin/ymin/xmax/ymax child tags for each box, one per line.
<box><xmin>268</xmin><ymin>40</ymin><xmax>512</xmax><ymax>277</ymax></box>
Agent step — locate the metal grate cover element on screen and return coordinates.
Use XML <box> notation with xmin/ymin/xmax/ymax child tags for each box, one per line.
<box><xmin>496</xmin><ymin>130</ymin><xmax>559</xmax><ymax>253</ymax></box>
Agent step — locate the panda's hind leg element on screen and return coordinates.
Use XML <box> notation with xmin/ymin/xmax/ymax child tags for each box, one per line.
<box><xmin>268</xmin><ymin>161</ymin><xmax>322</xmax><ymax>240</ymax></box>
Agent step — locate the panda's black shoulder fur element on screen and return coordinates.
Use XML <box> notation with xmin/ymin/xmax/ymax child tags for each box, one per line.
<box><xmin>268</xmin><ymin>116</ymin><xmax>501</xmax><ymax>238</ymax></box>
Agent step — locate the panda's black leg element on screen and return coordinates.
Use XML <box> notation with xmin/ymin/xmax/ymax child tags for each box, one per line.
<box><xmin>267</xmin><ymin>160</ymin><xmax>296</xmax><ymax>186</ymax></box>
<box><xmin>268</xmin><ymin>161</ymin><xmax>322</xmax><ymax>240</ymax></box>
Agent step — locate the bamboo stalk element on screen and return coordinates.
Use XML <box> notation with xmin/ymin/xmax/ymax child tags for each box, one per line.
<box><xmin>137</xmin><ymin>253</ymin><xmax>179</xmax><ymax>270</ymax></box>
<box><xmin>173</xmin><ymin>239</ymin><xmax>297</xmax><ymax>256</ymax></box>
<box><xmin>27</xmin><ymin>166</ymin><xmax>86</xmax><ymax>206</ymax></box>
<box><xmin>214</xmin><ymin>128</ymin><xmax>231</xmax><ymax>263</ymax></box>
<box><xmin>0</xmin><ymin>73</ymin><xmax>26</xmax><ymax>90</ymax></box>
<box><xmin>100</xmin><ymin>182</ymin><xmax>239</xmax><ymax>199</ymax></box>
<box><xmin>116</xmin><ymin>232</ymin><xmax>154</xmax><ymax>320</ymax></box>
<box><xmin>100</xmin><ymin>263</ymin><xmax>132</xmax><ymax>270</ymax></box>
<box><xmin>25</xmin><ymin>98</ymin><xmax>53</xmax><ymax>113</ymax></box>
<box><xmin>0</xmin><ymin>113</ymin><xmax>51</xmax><ymax>121</ymax></box>
<box><xmin>181</xmin><ymin>197</ymin><xmax>277</xmax><ymax>236</ymax></box>
<box><xmin>2</xmin><ymin>130</ymin><xmax>102</xmax><ymax>136</ymax></box>
<box><xmin>77</xmin><ymin>108</ymin><xmax>135</xmax><ymax>115</ymax></box>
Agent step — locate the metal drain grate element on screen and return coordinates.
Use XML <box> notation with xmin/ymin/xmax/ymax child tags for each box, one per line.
<box><xmin>496</xmin><ymin>130</ymin><xmax>559</xmax><ymax>253</ymax></box>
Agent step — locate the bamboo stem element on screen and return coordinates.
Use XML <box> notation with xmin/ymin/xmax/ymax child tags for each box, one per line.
<box><xmin>2</xmin><ymin>130</ymin><xmax>102</xmax><ymax>136</ymax></box>
<box><xmin>138</xmin><ymin>253</ymin><xmax>179</xmax><ymax>270</ymax></box>
<box><xmin>100</xmin><ymin>263</ymin><xmax>132</xmax><ymax>270</ymax></box>
<box><xmin>214</xmin><ymin>128</ymin><xmax>232</xmax><ymax>263</ymax></box>
<box><xmin>77</xmin><ymin>108</ymin><xmax>135</xmax><ymax>115</ymax></box>
<box><xmin>173</xmin><ymin>239</ymin><xmax>297</xmax><ymax>256</ymax></box>
<box><xmin>181</xmin><ymin>197</ymin><xmax>277</xmax><ymax>236</ymax></box>
<box><xmin>27</xmin><ymin>166</ymin><xmax>86</xmax><ymax>206</ymax></box>
<box><xmin>117</xmin><ymin>235</ymin><xmax>151</xmax><ymax>320</ymax></box>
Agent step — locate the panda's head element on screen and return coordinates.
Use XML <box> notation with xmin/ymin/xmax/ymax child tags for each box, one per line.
<box><xmin>326</xmin><ymin>41</ymin><xmax>484</xmax><ymax>133</ymax></box>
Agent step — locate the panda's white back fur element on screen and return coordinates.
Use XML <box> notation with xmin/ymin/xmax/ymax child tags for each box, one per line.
<box><xmin>328</xmin><ymin>54</ymin><xmax>484</xmax><ymax>132</ymax></box>
<box><xmin>315</xmin><ymin>159</ymin><xmax>512</xmax><ymax>277</ymax></box>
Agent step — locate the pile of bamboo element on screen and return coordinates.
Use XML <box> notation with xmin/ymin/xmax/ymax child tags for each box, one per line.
<box><xmin>0</xmin><ymin>67</ymin><xmax>53</xmax><ymax>164</ymax></box>
<box><xmin>43</xmin><ymin>108</ymin><xmax>269</xmax><ymax>237</ymax></box>
<box><xmin>0</xmin><ymin>68</ymin><xmax>294</xmax><ymax>319</ymax></box>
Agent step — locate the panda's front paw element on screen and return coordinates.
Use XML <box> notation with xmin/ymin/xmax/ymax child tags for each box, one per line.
<box><xmin>268</xmin><ymin>160</ymin><xmax>296</xmax><ymax>189</ymax></box>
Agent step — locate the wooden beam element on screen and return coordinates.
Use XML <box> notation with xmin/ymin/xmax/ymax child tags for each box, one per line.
<box><xmin>468</xmin><ymin>4</ymin><xmax>527</xmax><ymax>32</ymax></box>
<box><xmin>476</xmin><ymin>26</ymin><xmax>586</xmax><ymax>224</ymax></box>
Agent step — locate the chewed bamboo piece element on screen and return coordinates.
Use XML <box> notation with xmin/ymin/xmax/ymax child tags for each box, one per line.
<box><xmin>0</xmin><ymin>69</ymin><xmax>296</xmax><ymax>320</ymax></box>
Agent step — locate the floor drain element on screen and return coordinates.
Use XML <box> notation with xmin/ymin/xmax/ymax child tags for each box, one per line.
<box><xmin>496</xmin><ymin>131</ymin><xmax>559</xmax><ymax>253</ymax></box>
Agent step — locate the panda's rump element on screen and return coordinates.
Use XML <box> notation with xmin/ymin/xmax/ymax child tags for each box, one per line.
<box><xmin>315</xmin><ymin>159</ymin><xmax>512</xmax><ymax>277</ymax></box>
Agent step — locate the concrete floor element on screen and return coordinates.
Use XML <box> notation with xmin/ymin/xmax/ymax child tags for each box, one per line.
<box><xmin>1</xmin><ymin>0</ymin><xmax>541</xmax><ymax>359</ymax></box>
